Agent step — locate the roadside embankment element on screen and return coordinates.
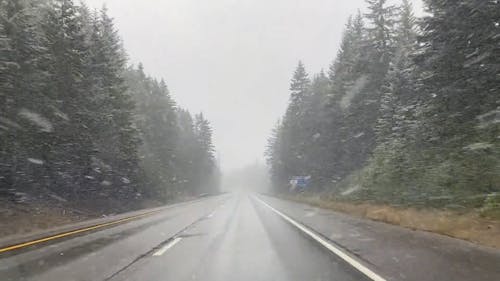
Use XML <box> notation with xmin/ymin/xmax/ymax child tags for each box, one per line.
<box><xmin>0</xmin><ymin>193</ymin><xmax>191</xmax><ymax>240</ymax></box>
<box><xmin>280</xmin><ymin>194</ymin><xmax>500</xmax><ymax>249</ymax></box>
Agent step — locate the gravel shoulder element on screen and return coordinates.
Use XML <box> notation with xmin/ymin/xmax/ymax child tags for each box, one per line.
<box><xmin>260</xmin><ymin>194</ymin><xmax>500</xmax><ymax>281</ymax></box>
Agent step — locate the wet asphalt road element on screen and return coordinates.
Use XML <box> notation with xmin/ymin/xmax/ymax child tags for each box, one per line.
<box><xmin>1</xmin><ymin>193</ymin><xmax>499</xmax><ymax>281</ymax></box>
<box><xmin>0</xmin><ymin>194</ymin><xmax>370</xmax><ymax>281</ymax></box>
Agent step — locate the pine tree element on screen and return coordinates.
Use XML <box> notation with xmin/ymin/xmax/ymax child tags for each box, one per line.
<box><xmin>398</xmin><ymin>0</ymin><xmax>417</xmax><ymax>47</ymax></box>
<box><xmin>0</xmin><ymin>0</ymin><xmax>49</xmax><ymax>190</ymax></box>
<box><xmin>412</xmin><ymin>0</ymin><xmax>500</xmax><ymax>195</ymax></box>
<box><xmin>96</xmin><ymin>6</ymin><xmax>140</xmax><ymax>174</ymax></box>
<box><xmin>336</xmin><ymin>1</ymin><xmax>397</xmax><ymax>174</ymax></box>
<box><xmin>364</xmin><ymin>0</ymin><xmax>397</xmax><ymax>71</ymax></box>
<box><xmin>280</xmin><ymin>61</ymin><xmax>311</xmax><ymax>182</ymax></box>
<box><xmin>0</xmin><ymin>2</ymin><xmax>8</xmax><ymax>118</ymax></box>
<box><xmin>40</xmin><ymin>0</ymin><xmax>96</xmax><ymax>197</ymax></box>
<box><xmin>265</xmin><ymin>120</ymin><xmax>286</xmax><ymax>192</ymax></box>
<box><xmin>325</xmin><ymin>11</ymin><xmax>373</xmax><ymax>177</ymax></box>
<box><xmin>329</xmin><ymin>11</ymin><xmax>366</xmax><ymax>102</ymax></box>
<box><xmin>124</xmin><ymin>65</ymin><xmax>181</xmax><ymax>199</ymax></box>
<box><xmin>360</xmin><ymin>0</ymin><xmax>398</xmax><ymax>118</ymax></box>
<box><xmin>194</xmin><ymin>113</ymin><xmax>218</xmax><ymax>193</ymax></box>
<box><xmin>264</xmin><ymin>0</ymin><xmax>499</xmax><ymax>206</ymax></box>
<box><xmin>175</xmin><ymin>108</ymin><xmax>199</xmax><ymax>195</ymax></box>
<box><xmin>289</xmin><ymin>61</ymin><xmax>311</xmax><ymax>108</ymax></box>
<box><xmin>366</xmin><ymin>0</ymin><xmax>419</xmax><ymax>198</ymax></box>
<box><xmin>416</xmin><ymin>0</ymin><xmax>499</xmax><ymax>138</ymax></box>
<box><xmin>376</xmin><ymin>0</ymin><xmax>418</xmax><ymax>145</ymax></box>
<box><xmin>322</xmin><ymin>14</ymin><xmax>368</xmax><ymax>181</ymax></box>
<box><xmin>300</xmin><ymin>71</ymin><xmax>331</xmax><ymax>188</ymax></box>
<box><xmin>194</xmin><ymin>113</ymin><xmax>215</xmax><ymax>165</ymax></box>
<box><xmin>76</xmin><ymin>7</ymin><xmax>141</xmax><ymax>199</ymax></box>
<box><xmin>0</xmin><ymin>0</ymin><xmax>220</xmax><ymax>208</ymax></box>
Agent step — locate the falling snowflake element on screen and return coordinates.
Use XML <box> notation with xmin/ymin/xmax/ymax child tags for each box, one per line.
<box><xmin>27</xmin><ymin>158</ymin><xmax>44</xmax><ymax>165</ymax></box>
<box><xmin>18</xmin><ymin>109</ymin><xmax>53</xmax><ymax>132</ymax></box>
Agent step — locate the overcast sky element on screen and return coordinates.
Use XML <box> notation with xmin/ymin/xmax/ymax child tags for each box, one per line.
<box><xmin>84</xmin><ymin>0</ymin><xmax>423</xmax><ymax>172</ymax></box>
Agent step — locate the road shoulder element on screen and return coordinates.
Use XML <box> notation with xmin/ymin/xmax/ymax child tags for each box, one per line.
<box><xmin>259</xmin><ymin>194</ymin><xmax>500</xmax><ymax>281</ymax></box>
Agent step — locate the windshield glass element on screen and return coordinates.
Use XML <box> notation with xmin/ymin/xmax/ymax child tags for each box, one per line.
<box><xmin>0</xmin><ymin>1</ymin><xmax>499</xmax><ymax>281</ymax></box>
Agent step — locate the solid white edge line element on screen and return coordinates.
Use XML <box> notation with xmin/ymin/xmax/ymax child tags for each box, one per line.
<box><xmin>153</xmin><ymin>237</ymin><xmax>182</xmax><ymax>256</ymax></box>
<box><xmin>254</xmin><ymin>196</ymin><xmax>387</xmax><ymax>281</ymax></box>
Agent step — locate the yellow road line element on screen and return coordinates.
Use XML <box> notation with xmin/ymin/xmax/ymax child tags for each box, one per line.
<box><xmin>0</xmin><ymin>209</ymin><xmax>162</xmax><ymax>254</ymax></box>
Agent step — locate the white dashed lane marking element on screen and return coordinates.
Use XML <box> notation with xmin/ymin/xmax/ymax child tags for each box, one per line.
<box><xmin>152</xmin><ymin>237</ymin><xmax>182</xmax><ymax>256</ymax></box>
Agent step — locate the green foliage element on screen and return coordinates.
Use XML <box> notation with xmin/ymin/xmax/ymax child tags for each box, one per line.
<box><xmin>481</xmin><ymin>193</ymin><xmax>500</xmax><ymax>219</ymax></box>
<box><xmin>266</xmin><ymin>0</ymin><xmax>500</xmax><ymax>213</ymax></box>
<box><xmin>266</xmin><ymin>62</ymin><xmax>312</xmax><ymax>191</ymax></box>
<box><xmin>0</xmin><ymin>0</ymin><xmax>219</xmax><ymax>209</ymax></box>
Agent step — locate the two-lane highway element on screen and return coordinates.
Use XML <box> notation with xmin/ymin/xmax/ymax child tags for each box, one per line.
<box><xmin>0</xmin><ymin>193</ymin><xmax>375</xmax><ymax>281</ymax></box>
<box><xmin>2</xmin><ymin>193</ymin><xmax>499</xmax><ymax>281</ymax></box>
<box><xmin>107</xmin><ymin>194</ymin><xmax>371</xmax><ymax>281</ymax></box>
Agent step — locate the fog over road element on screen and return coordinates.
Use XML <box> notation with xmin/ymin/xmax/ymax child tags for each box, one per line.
<box><xmin>1</xmin><ymin>193</ymin><xmax>499</xmax><ymax>281</ymax></box>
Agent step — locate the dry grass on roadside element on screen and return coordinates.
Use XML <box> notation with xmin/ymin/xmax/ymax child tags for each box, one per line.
<box><xmin>0</xmin><ymin>201</ymin><xmax>89</xmax><ymax>238</ymax></box>
<box><xmin>284</xmin><ymin>195</ymin><xmax>500</xmax><ymax>249</ymax></box>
